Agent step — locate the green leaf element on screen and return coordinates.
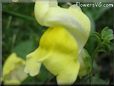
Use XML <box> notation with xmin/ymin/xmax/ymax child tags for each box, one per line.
<box><xmin>12</xmin><ymin>40</ymin><xmax>36</xmax><ymax>59</ymax></box>
<box><xmin>85</xmin><ymin>33</ymin><xmax>98</xmax><ymax>55</ymax></box>
<box><xmin>101</xmin><ymin>27</ymin><xmax>114</xmax><ymax>43</ymax></box>
<box><xmin>79</xmin><ymin>49</ymin><xmax>92</xmax><ymax>78</ymax></box>
<box><xmin>36</xmin><ymin>65</ymin><xmax>54</xmax><ymax>83</ymax></box>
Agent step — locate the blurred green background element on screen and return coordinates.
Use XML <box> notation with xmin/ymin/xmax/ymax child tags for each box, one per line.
<box><xmin>2</xmin><ymin>2</ymin><xmax>114</xmax><ymax>85</ymax></box>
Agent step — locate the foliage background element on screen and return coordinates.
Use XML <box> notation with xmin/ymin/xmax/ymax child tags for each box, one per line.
<box><xmin>2</xmin><ymin>2</ymin><xmax>114</xmax><ymax>85</ymax></box>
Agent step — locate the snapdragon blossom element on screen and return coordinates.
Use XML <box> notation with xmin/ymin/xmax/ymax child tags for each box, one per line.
<box><xmin>24</xmin><ymin>0</ymin><xmax>91</xmax><ymax>85</ymax></box>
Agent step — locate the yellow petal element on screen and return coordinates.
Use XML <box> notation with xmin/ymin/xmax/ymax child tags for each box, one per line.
<box><xmin>3</xmin><ymin>53</ymin><xmax>24</xmax><ymax>76</ymax></box>
<box><xmin>24</xmin><ymin>59</ymin><xmax>41</xmax><ymax>76</ymax></box>
<box><xmin>34</xmin><ymin>0</ymin><xmax>91</xmax><ymax>52</ymax></box>
<box><xmin>40</xmin><ymin>26</ymin><xmax>78</xmax><ymax>55</ymax></box>
<box><xmin>24</xmin><ymin>47</ymin><xmax>51</xmax><ymax>76</ymax></box>
<box><xmin>43</xmin><ymin>51</ymin><xmax>80</xmax><ymax>85</ymax></box>
<box><xmin>56</xmin><ymin>61</ymin><xmax>80</xmax><ymax>85</ymax></box>
<box><xmin>25</xmin><ymin>26</ymin><xmax>80</xmax><ymax>84</ymax></box>
<box><xmin>34</xmin><ymin>0</ymin><xmax>57</xmax><ymax>25</ymax></box>
<box><xmin>3</xmin><ymin>53</ymin><xmax>27</xmax><ymax>85</ymax></box>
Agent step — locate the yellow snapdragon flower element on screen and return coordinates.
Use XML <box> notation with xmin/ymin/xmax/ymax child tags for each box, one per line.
<box><xmin>2</xmin><ymin>53</ymin><xmax>28</xmax><ymax>85</ymax></box>
<box><xmin>24</xmin><ymin>0</ymin><xmax>91</xmax><ymax>85</ymax></box>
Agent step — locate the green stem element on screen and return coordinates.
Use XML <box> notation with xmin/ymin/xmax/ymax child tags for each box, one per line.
<box><xmin>6</xmin><ymin>16</ymin><xmax>12</xmax><ymax>29</ymax></box>
<box><xmin>3</xmin><ymin>9</ymin><xmax>34</xmax><ymax>21</ymax></box>
<box><xmin>90</xmin><ymin>41</ymin><xmax>102</xmax><ymax>84</ymax></box>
